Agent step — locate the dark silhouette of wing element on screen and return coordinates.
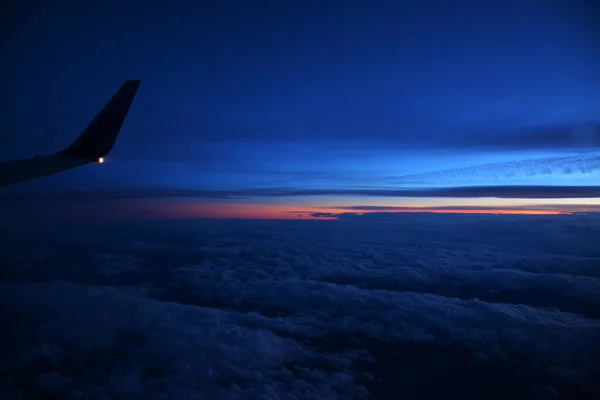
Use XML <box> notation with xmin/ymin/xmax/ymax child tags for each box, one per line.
<box><xmin>0</xmin><ymin>80</ymin><xmax>140</xmax><ymax>187</ymax></box>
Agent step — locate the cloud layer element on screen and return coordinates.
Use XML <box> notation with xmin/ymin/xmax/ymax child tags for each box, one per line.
<box><xmin>328</xmin><ymin>204</ymin><xmax>600</xmax><ymax>213</ymax></box>
<box><xmin>1</xmin><ymin>215</ymin><xmax>600</xmax><ymax>399</ymax></box>
<box><xmin>2</xmin><ymin>185</ymin><xmax>599</xmax><ymax>204</ymax></box>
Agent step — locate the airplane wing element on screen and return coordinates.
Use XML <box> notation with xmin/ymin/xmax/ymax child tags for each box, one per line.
<box><xmin>0</xmin><ymin>80</ymin><xmax>141</xmax><ymax>187</ymax></box>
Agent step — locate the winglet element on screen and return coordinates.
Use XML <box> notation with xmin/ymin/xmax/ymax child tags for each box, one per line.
<box><xmin>59</xmin><ymin>80</ymin><xmax>141</xmax><ymax>160</ymax></box>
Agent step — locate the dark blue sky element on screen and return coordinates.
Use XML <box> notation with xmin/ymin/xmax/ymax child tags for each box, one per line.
<box><xmin>1</xmin><ymin>0</ymin><xmax>599</xmax><ymax>219</ymax></box>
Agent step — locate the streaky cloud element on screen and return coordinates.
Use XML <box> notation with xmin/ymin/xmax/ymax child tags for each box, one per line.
<box><xmin>1</xmin><ymin>184</ymin><xmax>599</xmax><ymax>202</ymax></box>
<box><xmin>392</xmin><ymin>153</ymin><xmax>600</xmax><ymax>185</ymax></box>
<box><xmin>409</xmin><ymin>121</ymin><xmax>600</xmax><ymax>151</ymax></box>
<box><xmin>327</xmin><ymin>204</ymin><xmax>600</xmax><ymax>213</ymax></box>
<box><xmin>466</xmin><ymin>123</ymin><xmax>600</xmax><ymax>151</ymax></box>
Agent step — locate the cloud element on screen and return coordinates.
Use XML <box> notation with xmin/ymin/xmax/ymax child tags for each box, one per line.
<box><xmin>124</xmin><ymin>118</ymin><xmax>600</xmax><ymax>161</ymax></box>
<box><xmin>391</xmin><ymin>153</ymin><xmax>600</xmax><ymax>185</ymax></box>
<box><xmin>1</xmin><ymin>281</ymin><xmax>363</xmax><ymax>399</ymax></box>
<box><xmin>311</xmin><ymin>204</ymin><xmax>600</xmax><ymax>213</ymax></box>
<box><xmin>1</xmin><ymin>215</ymin><xmax>600</xmax><ymax>398</ymax></box>
<box><xmin>1</xmin><ymin>185</ymin><xmax>599</xmax><ymax>204</ymax></box>
<box><xmin>411</xmin><ymin>122</ymin><xmax>600</xmax><ymax>151</ymax></box>
<box><xmin>462</xmin><ymin>123</ymin><xmax>600</xmax><ymax>151</ymax></box>
<box><xmin>307</xmin><ymin>211</ymin><xmax>600</xmax><ymax>224</ymax></box>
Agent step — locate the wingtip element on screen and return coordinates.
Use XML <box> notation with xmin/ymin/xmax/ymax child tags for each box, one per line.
<box><xmin>59</xmin><ymin>79</ymin><xmax>141</xmax><ymax>160</ymax></box>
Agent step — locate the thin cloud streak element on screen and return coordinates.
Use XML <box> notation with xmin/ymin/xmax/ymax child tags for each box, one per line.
<box><xmin>0</xmin><ymin>186</ymin><xmax>598</xmax><ymax>203</ymax></box>
<box><xmin>305</xmin><ymin>210</ymin><xmax>570</xmax><ymax>219</ymax></box>
<box><xmin>451</xmin><ymin>123</ymin><xmax>600</xmax><ymax>151</ymax></box>
<box><xmin>1</xmin><ymin>185</ymin><xmax>599</xmax><ymax>202</ymax></box>
<box><xmin>392</xmin><ymin>153</ymin><xmax>600</xmax><ymax>185</ymax></box>
<box><xmin>330</xmin><ymin>204</ymin><xmax>600</xmax><ymax>212</ymax></box>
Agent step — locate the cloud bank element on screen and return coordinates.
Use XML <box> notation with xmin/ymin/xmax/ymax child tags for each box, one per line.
<box><xmin>1</xmin><ymin>185</ymin><xmax>599</xmax><ymax>203</ymax></box>
<box><xmin>329</xmin><ymin>204</ymin><xmax>600</xmax><ymax>213</ymax></box>
<box><xmin>1</xmin><ymin>215</ymin><xmax>600</xmax><ymax>399</ymax></box>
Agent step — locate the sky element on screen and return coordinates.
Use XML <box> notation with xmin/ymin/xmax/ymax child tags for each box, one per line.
<box><xmin>1</xmin><ymin>0</ymin><xmax>599</xmax><ymax>220</ymax></box>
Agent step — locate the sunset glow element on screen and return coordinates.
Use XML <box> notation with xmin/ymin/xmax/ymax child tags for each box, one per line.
<box><xmin>111</xmin><ymin>201</ymin><xmax>578</xmax><ymax>221</ymax></box>
<box><xmin>136</xmin><ymin>202</ymin><xmax>576</xmax><ymax>220</ymax></box>
<box><xmin>1</xmin><ymin>1</ymin><xmax>598</xmax><ymax>224</ymax></box>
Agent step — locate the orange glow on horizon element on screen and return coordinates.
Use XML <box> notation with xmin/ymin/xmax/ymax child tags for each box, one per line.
<box><xmin>19</xmin><ymin>199</ymin><xmax>589</xmax><ymax>223</ymax></box>
<box><xmin>121</xmin><ymin>201</ymin><xmax>572</xmax><ymax>221</ymax></box>
<box><xmin>166</xmin><ymin>203</ymin><xmax>340</xmax><ymax>220</ymax></box>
